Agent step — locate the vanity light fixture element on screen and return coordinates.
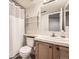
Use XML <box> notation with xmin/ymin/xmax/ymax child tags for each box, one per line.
<box><xmin>43</xmin><ymin>0</ymin><xmax>55</xmax><ymax>4</ymax></box>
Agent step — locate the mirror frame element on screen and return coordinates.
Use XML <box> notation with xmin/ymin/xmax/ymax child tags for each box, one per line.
<box><xmin>64</xmin><ymin>1</ymin><xmax>69</xmax><ymax>32</ymax></box>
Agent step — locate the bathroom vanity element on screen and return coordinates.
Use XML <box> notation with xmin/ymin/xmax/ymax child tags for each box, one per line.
<box><xmin>35</xmin><ymin>37</ymin><xmax>69</xmax><ymax>59</ymax></box>
<box><xmin>32</xmin><ymin>34</ymin><xmax>68</xmax><ymax>59</ymax></box>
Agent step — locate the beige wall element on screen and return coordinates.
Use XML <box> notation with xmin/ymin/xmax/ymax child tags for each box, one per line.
<box><xmin>38</xmin><ymin>14</ymin><xmax>49</xmax><ymax>35</ymax></box>
<box><xmin>25</xmin><ymin>1</ymin><xmax>43</xmax><ymax>34</ymax></box>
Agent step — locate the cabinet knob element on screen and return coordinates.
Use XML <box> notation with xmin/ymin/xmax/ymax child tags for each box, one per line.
<box><xmin>56</xmin><ymin>47</ymin><xmax>60</xmax><ymax>50</ymax></box>
<box><xmin>49</xmin><ymin>46</ymin><xmax>52</xmax><ymax>48</ymax></box>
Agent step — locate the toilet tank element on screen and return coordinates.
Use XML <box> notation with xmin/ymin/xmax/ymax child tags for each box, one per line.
<box><xmin>26</xmin><ymin>37</ymin><xmax>34</xmax><ymax>47</ymax></box>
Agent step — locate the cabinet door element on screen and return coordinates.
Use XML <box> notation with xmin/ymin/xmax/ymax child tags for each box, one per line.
<box><xmin>53</xmin><ymin>45</ymin><xmax>69</xmax><ymax>59</ymax></box>
<box><xmin>59</xmin><ymin>47</ymin><xmax>69</xmax><ymax>59</ymax></box>
<box><xmin>53</xmin><ymin>45</ymin><xmax>60</xmax><ymax>59</ymax></box>
<box><xmin>38</xmin><ymin>42</ymin><xmax>51</xmax><ymax>59</ymax></box>
<box><xmin>35</xmin><ymin>42</ymin><xmax>53</xmax><ymax>59</ymax></box>
<box><xmin>49</xmin><ymin>45</ymin><xmax>53</xmax><ymax>59</ymax></box>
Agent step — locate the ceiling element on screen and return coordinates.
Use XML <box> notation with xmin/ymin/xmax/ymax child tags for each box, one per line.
<box><xmin>13</xmin><ymin>0</ymin><xmax>43</xmax><ymax>8</ymax></box>
<box><xmin>14</xmin><ymin>0</ymin><xmax>68</xmax><ymax>14</ymax></box>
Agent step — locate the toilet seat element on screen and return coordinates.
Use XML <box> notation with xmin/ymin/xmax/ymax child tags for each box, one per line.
<box><xmin>19</xmin><ymin>46</ymin><xmax>31</xmax><ymax>54</ymax></box>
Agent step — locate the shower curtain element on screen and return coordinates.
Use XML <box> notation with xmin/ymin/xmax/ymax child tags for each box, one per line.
<box><xmin>9</xmin><ymin>1</ymin><xmax>25</xmax><ymax>58</ymax></box>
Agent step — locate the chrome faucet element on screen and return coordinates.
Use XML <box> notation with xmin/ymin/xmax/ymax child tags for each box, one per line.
<box><xmin>52</xmin><ymin>33</ymin><xmax>56</xmax><ymax>37</ymax></box>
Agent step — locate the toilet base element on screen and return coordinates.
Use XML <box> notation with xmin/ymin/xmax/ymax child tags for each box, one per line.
<box><xmin>22</xmin><ymin>57</ymin><xmax>27</xmax><ymax>59</ymax></box>
<box><xmin>22</xmin><ymin>56</ymin><xmax>31</xmax><ymax>59</ymax></box>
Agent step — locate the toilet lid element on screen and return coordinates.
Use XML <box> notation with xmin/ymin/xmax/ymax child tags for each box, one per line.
<box><xmin>19</xmin><ymin>46</ymin><xmax>31</xmax><ymax>53</ymax></box>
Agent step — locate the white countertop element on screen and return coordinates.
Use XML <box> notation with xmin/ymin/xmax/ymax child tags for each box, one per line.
<box><xmin>24</xmin><ymin>34</ymin><xmax>69</xmax><ymax>47</ymax></box>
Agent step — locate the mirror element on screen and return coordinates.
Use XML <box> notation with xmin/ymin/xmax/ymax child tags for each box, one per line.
<box><xmin>49</xmin><ymin>13</ymin><xmax>60</xmax><ymax>31</ymax></box>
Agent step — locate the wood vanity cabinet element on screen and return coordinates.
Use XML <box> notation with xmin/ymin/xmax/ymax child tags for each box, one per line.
<box><xmin>35</xmin><ymin>41</ymin><xmax>69</xmax><ymax>59</ymax></box>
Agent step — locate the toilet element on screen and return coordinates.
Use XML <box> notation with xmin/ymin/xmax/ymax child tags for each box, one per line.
<box><xmin>19</xmin><ymin>37</ymin><xmax>34</xmax><ymax>59</ymax></box>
